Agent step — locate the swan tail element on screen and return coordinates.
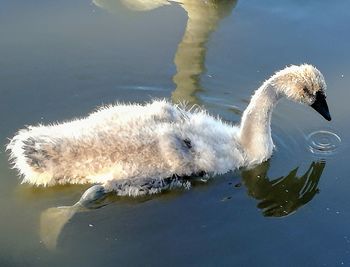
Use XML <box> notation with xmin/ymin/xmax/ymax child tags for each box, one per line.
<box><xmin>7</xmin><ymin>128</ymin><xmax>55</xmax><ymax>186</ymax></box>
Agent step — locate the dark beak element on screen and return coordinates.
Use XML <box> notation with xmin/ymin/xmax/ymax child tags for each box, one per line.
<box><xmin>311</xmin><ymin>91</ymin><xmax>331</xmax><ymax>121</ymax></box>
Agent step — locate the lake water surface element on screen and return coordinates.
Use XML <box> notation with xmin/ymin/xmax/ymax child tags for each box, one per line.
<box><xmin>1</xmin><ymin>0</ymin><xmax>350</xmax><ymax>266</ymax></box>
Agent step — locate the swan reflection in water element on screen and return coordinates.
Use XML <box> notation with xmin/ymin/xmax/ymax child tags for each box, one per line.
<box><xmin>94</xmin><ymin>0</ymin><xmax>237</xmax><ymax>105</ymax></box>
<box><xmin>241</xmin><ymin>161</ymin><xmax>325</xmax><ymax>217</ymax></box>
<box><xmin>171</xmin><ymin>0</ymin><xmax>237</xmax><ymax>104</ymax></box>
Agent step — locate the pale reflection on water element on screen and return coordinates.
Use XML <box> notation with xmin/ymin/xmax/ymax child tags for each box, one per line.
<box><xmin>171</xmin><ymin>0</ymin><xmax>237</xmax><ymax>104</ymax></box>
<box><xmin>94</xmin><ymin>0</ymin><xmax>237</xmax><ymax>105</ymax></box>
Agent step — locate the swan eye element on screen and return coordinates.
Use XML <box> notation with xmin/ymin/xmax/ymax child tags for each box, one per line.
<box><xmin>302</xmin><ymin>87</ymin><xmax>312</xmax><ymax>98</ymax></box>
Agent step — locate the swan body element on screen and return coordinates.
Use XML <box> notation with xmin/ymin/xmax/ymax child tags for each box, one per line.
<box><xmin>7</xmin><ymin>64</ymin><xmax>330</xmax><ymax>197</ymax></box>
<box><xmin>8</xmin><ymin>101</ymin><xmax>243</xmax><ymax>186</ymax></box>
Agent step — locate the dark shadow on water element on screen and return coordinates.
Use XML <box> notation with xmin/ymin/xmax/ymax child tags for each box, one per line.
<box><xmin>241</xmin><ymin>161</ymin><xmax>325</xmax><ymax>217</ymax></box>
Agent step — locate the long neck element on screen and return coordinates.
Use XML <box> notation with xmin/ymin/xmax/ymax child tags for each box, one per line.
<box><xmin>239</xmin><ymin>81</ymin><xmax>281</xmax><ymax>164</ymax></box>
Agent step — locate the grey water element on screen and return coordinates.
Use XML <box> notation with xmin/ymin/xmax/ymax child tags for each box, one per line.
<box><xmin>0</xmin><ymin>0</ymin><xmax>349</xmax><ymax>266</ymax></box>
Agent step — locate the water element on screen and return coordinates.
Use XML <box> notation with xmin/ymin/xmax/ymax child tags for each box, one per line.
<box><xmin>1</xmin><ymin>0</ymin><xmax>350</xmax><ymax>266</ymax></box>
<box><xmin>307</xmin><ymin>130</ymin><xmax>341</xmax><ymax>156</ymax></box>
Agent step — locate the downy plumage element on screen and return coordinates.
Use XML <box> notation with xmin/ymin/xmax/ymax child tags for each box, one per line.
<box><xmin>7</xmin><ymin>64</ymin><xmax>331</xmax><ymax>197</ymax></box>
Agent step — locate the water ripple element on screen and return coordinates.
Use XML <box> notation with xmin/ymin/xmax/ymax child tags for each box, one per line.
<box><xmin>307</xmin><ymin>130</ymin><xmax>341</xmax><ymax>155</ymax></box>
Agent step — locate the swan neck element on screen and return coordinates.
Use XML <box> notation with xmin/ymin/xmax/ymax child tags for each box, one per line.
<box><xmin>239</xmin><ymin>82</ymin><xmax>281</xmax><ymax>164</ymax></box>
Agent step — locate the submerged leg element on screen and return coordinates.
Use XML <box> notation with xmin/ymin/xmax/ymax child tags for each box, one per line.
<box><xmin>39</xmin><ymin>178</ymin><xmax>191</xmax><ymax>249</ymax></box>
<box><xmin>40</xmin><ymin>205</ymin><xmax>77</xmax><ymax>250</ymax></box>
<box><xmin>39</xmin><ymin>184</ymin><xmax>108</xmax><ymax>249</ymax></box>
<box><xmin>76</xmin><ymin>184</ymin><xmax>108</xmax><ymax>209</ymax></box>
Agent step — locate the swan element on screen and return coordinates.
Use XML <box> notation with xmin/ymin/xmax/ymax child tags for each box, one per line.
<box><xmin>7</xmin><ymin>64</ymin><xmax>331</xmax><ymax>199</ymax></box>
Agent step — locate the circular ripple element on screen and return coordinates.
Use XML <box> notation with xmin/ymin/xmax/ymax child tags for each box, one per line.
<box><xmin>307</xmin><ymin>130</ymin><xmax>341</xmax><ymax>155</ymax></box>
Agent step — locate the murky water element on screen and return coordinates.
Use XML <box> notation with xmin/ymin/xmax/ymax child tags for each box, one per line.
<box><xmin>1</xmin><ymin>0</ymin><xmax>350</xmax><ymax>266</ymax></box>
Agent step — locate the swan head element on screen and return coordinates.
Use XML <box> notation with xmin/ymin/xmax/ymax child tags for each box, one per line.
<box><xmin>272</xmin><ymin>64</ymin><xmax>331</xmax><ymax>121</ymax></box>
